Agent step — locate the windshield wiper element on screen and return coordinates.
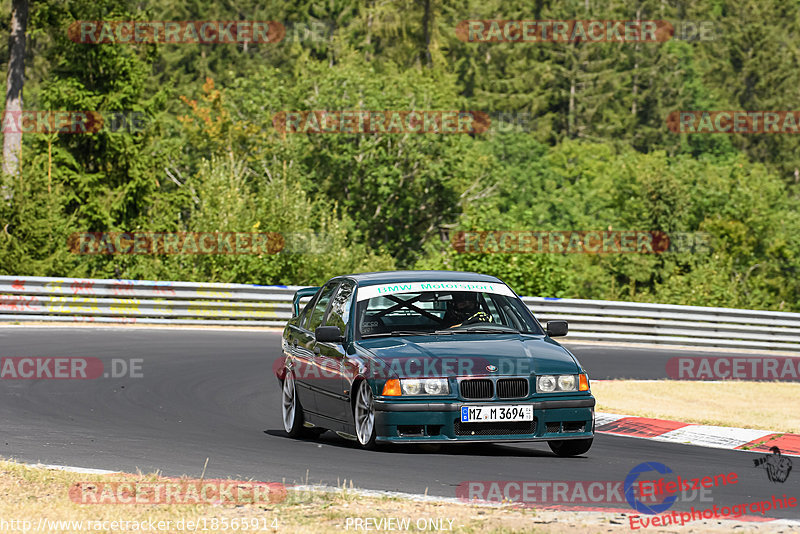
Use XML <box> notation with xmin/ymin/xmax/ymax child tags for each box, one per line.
<box><xmin>361</xmin><ymin>330</ymin><xmax>439</xmax><ymax>338</ymax></box>
<box><xmin>443</xmin><ymin>326</ymin><xmax>521</xmax><ymax>334</ymax></box>
<box><xmin>362</xmin><ymin>327</ymin><xmax>528</xmax><ymax>338</ymax></box>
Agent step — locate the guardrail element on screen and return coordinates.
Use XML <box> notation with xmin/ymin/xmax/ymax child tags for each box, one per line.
<box><xmin>0</xmin><ymin>276</ymin><xmax>298</xmax><ymax>326</ymax></box>
<box><xmin>2</xmin><ymin>275</ymin><xmax>799</xmax><ymax>352</ymax></box>
<box><xmin>524</xmin><ymin>297</ymin><xmax>800</xmax><ymax>352</ymax></box>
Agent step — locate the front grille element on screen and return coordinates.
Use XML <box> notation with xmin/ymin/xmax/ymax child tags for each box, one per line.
<box><xmin>454</xmin><ymin>418</ymin><xmax>536</xmax><ymax>436</ymax></box>
<box><xmin>496</xmin><ymin>378</ymin><xmax>528</xmax><ymax>398</ymax></box>
<box><xmin>563</xmin><ymin>421</ymin><xmax>586</xmax><ymax>433</ymax></box>
<box><xmin>545</xmin><ymin>421</ymin><xmax>561</xmax><ymax>433</ymax></box>
<box><xmin>460</xmin><ymin>379</ymin><xmax>493</xmax><ymax>399</ymax></box>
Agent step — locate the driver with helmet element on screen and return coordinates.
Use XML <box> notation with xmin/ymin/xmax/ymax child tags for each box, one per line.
<box><xmin>445</xmin><ymin>292</ymin><xmax>492</xmax><ymax>328</ymax></box>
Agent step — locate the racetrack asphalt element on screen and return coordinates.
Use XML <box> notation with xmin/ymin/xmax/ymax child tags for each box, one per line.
<box><xmin>0</xmin><ymin>327</ymin><xmax>797</xmax><ymax>518</ymax></box>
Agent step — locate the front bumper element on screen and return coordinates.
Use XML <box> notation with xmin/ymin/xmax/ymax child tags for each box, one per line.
<box><xmin>373</xmin><ymin>396</ymin><xmax>595</xmax><ymax>443</ymax></box>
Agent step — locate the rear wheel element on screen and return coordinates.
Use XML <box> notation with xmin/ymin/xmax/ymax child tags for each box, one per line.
<box><xmin>548</xmin><ymin>438</ymin><xmax>593</xmax><ymax>457</ymax></box>
<box><xmin>354</xmin><ymin>381</ymin><xmax>377</xmax><ymax>449</ymax></box>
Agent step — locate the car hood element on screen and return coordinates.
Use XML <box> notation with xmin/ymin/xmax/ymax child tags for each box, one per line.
<box><xmin>355</xmin><ymin>333</ymin><xmax>580</xmax><ymax>378</ymax></box>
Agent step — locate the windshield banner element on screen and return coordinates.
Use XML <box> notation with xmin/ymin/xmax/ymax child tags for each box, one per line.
<box><xmin>356</xmin><ymin>281</ymin><xmax>516</xmax><ymax>301</ymax></box>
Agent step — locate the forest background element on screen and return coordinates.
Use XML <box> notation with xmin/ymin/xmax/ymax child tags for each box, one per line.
<box><xmin>2</xmin><ymin>0</ymin><xmax>799</xmax><ymax>311</ymax></box>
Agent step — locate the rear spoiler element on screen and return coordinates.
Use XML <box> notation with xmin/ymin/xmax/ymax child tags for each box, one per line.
<box><xmin>292</xmin><ymin>286</ymin><xmax>320</xmax><ymax>316</ymax></box>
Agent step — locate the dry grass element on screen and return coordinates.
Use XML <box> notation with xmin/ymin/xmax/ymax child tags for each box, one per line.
<box><xmin>593</xmin><ymin>380</ymin><xmax>800</xmax><ymax>433</ymax></box>
<box><xmin>0</xmin><ymin>460</ymin><xmax>781</xmax><ymax>533</ymax></box>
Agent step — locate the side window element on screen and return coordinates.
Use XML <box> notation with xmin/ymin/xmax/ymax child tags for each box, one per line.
<box><xmin>483</xmin><ymin>293</ymin><xmax>501</xmax><ymax>322</ymax></box>
<box><xmin>297</xmin><ymin>296</ymin><xmax>317</xmax><ymax>329</ymax></box>
<box><xmin>306</xmin><ymin>281</ymin><xmax>339</xmax><ymax>331</ymax></box>
<box><xmin>324</xmin><ymin>281</ymin><xmax>355</xmax><ymax>333</ymax></box>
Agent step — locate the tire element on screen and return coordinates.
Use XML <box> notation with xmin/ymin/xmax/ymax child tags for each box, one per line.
<box><xmin>281</xmin><ymin>370</ymin><xmax>322</xmax><ymax>439</ymax></box>
<box><xmin>353</xmin><ymin>380</ymin><xmax>377</xmax><ymax>449</ymax></box>
<box><xmin>548</xmin><ymin>438</ymin><xmax>593</xmax><ymax>457</ymax></box>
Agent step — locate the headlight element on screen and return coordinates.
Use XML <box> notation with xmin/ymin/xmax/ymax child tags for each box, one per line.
<box><xmin>424</xmin><ymin>378</ymin><xmax>448</xmax><ymax>395</ymax></box>
<box><xmin>537</xmin><ymin>374</ymin><xmax>585</xmax><ymax>392</ymax></box>
<box><xmin>402</xmin><ymin>379</ymin><xmax>423</xmax><ymax>395</ymax></box>
<box><xmin>537</xmin><ymin>375</ymin><xmax>557</xmax><ymax>392</ymax></box>
<box><xmin>400</xmin><ymin>378</ymin><xmax>450</xmax><ymax>395</ymax></box>
<box><xmin>558</xmin><ymin>375</ymin><xmax>576</xmax><ymax>391</ymax></box>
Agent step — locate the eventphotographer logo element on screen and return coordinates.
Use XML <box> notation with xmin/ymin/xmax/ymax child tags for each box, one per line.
<box><xmin>625</xmin><ymin>462</ymin><xmax>737</xmax><ymax>515</ymax></box>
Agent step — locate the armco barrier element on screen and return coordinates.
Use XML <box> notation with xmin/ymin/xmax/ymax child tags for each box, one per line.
<box><xmin>524</xmin><ymin>297</ymin><xmax>800</xmax><ymax>352</ymax></box>
<box><xmin>0</xmin><ymin>276</ymin><xmax>300</xmax><ymax>326</ymax></box>
<box><xmin>1</xmin><ymin>276</ymin><xmax>799</xmax><ymax>352</ymax></box>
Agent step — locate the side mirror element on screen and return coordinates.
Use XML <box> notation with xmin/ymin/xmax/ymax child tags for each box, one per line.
<box><xmin>546</xmin><ymin>320</ymin><xmax>568</xmax><ymax>337</ymax></box>
<box><xmin>315</xmin><ymin>326</ymin><xmax>344</xmax><ymax>343</ymax></box>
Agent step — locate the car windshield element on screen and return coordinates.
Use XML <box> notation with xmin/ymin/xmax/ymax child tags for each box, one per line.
<box><xmin>354</xmin><ymin>288</ymin><xmax>543</xmax><ymax>338</ymax></box>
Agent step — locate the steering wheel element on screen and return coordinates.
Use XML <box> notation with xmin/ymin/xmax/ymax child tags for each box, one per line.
<box><xmin>461</xmin><ymin>311</ymin><xmax>492</xmax><ymax>326</ymax></box>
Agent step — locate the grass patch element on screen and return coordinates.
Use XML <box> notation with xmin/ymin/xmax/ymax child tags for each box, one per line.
<box><xmin>593</xmin><ymin>380</ymin><xmax>800</xmax><ymax>433</ymax></box>
<box><xmin>0</xmin><ymin>460</ymin><xmax>609</xmax><ymax>533</ymax></box>
<box><xmin>0</xmin><ymin>460</ymin><xmax>773</xmax><ymax>533</ymax></box>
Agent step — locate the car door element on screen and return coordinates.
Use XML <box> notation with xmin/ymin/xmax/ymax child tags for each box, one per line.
<box><xmin>312</xmin><ymin>280</ymin><xmax>355</xmax><ymax>422</ymax></box>
<box><xmin>284</xmin><ymin>290</ymin><xmax>320</xmax><ymax>412</ymax></box>
<box><xmin>301</xmin><ymin>280</ymin><xmax>340</xmax><ymax>414</ymax></box>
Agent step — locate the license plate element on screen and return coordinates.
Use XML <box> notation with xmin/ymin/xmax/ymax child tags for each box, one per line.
<box><xmin>460</xmin><ymin>405</ymin><xmax>533</xmax><ymax>423</ymax></box>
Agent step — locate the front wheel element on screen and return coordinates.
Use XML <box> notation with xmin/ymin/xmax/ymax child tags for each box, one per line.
<box><xmin>281</xmin><ymin>370</ymin><xmax>326</xmax><ymax>439</ymax></box>
<box><xmin>548</xmin><ymin>438</ymin><xmax>593</xmax><ymax>457</ymax></box>
<box><xmin>281</xmin><ymin>371</ymin><xmax>305</xmax><ymax>438</ymax></box>
<box><xmin>354</xmin><ymin>381</ymin><xmax>377</xmax><ymax>449</ymax></box>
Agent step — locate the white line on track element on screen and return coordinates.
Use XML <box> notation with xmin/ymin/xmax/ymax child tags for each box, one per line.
<box><xmin>33</xmin><ymin>463</ymin><xmax>120</xmax><ymax>474</ymax></box>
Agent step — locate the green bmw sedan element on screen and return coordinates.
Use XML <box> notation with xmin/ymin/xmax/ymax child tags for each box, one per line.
<box><xmin>277</xmin><ymin>270</ymin><xmax>595</xmax><ymax>456</ymax></box>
